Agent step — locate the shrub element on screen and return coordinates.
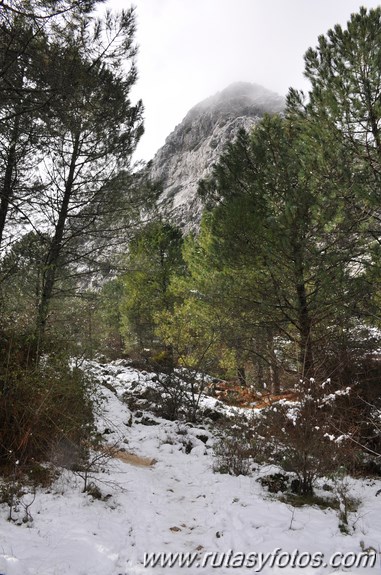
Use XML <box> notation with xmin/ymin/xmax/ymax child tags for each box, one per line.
<box><xmin>0</xmin><ymin>353</ymin><xmax>96</xmax><ymax>476</ymax></box>
<box><xmin>151</xmin><ymin>372</ymin><xmax>186</xmax><ymax>421</ymax></box>
<box><xmin>213</xmin><ymin>415</ymin><xmax>257</xmax><ymax>476</ymax></box>
<box><xmin>150</xmin><ymin>367</ymin><xmax>208</xmax><ymax>423</ymax></box>
<box><xmin>254</xmin><ymin>377</ymin><xmax>358</xmax><ymax>495</ymax></box>
<box><xmin>258</xmin><ymin>473</ymin><xmax>289</xmax><ymax>493</ymax></box>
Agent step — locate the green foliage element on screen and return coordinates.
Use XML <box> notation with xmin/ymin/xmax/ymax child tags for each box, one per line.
<box><xmin>196</xmin><ymin>113</ymin><xmax>372</xmax><ymax>383</ymax></box>
<box><xmin>94</xmin><ymin>278</ymin><xmax>125</xmax><ymax>358</ymax></box>
<box><xmin>33</xmin><ymin>6</ymin><xmax>144</xmax><ymax>345</ymax></box>
<box><xmin>155</xmin><ymin>225</ymin><xmax>260</xmax><ymax>383</ymax></box>
<box><xmin>120</xmin><ymin>220</ymin><xmax>185</xmax><ymax>352</ymax></box>
<box><xmin>0</xmin><ymin>232</ymin><xmax>48</xmax><ymax>338</ymax></box>
<box><xmin>301</xmin><ymin>6</ymin><xmax>381</xmax><ymax>175</ymax></box>
<box><xmin>286</xmin><ymin>6</ymin><xmax>381</xmax><ymax>386</ymax></box>
<box><xmin>0</xmin><ymin>233</ymin><xmax>102</xmax><ymax>358</ymax></box>
<box><xmin>0</xmin><ymin>0</ymin><xmax>152</xmax><ymax>363</ymax></box>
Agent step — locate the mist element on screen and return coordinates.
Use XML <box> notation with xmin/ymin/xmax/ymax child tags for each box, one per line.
<box><xmin>106</xmin><ymin>0</ymin><xmax>381</xmax><ymax>161</ymax></box>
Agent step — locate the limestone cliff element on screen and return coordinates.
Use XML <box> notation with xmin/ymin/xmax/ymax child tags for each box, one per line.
<box><xmin>149</xmin><ymin>82</ymin><xmax>285</xmax><ymax>229</ymax></box>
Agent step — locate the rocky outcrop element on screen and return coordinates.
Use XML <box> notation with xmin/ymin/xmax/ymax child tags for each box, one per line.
<box><xmin>149</xmin><ymin>82</ymin><xmax>285</xmax><ymax>230</ymax></box>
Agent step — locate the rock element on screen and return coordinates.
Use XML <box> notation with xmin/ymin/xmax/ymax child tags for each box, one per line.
<box><xmin>258</xmin><ymin>473</ymin><xmax>289</xmax><ymax>493</ymax></box>
<box><xmin>195</xmin><ymin>434</ymin><xmax>209</xmax><ymax>444</ymax></box>
<box><xmin>139</xmin><ymin>416</ymin><xmax>160</xmax><ymax>426</ymax></box>
<box><xmin>290</xmin><ymin>478</ymin><xmax>301</xmax><ymax>494</ymax></box>
<box><xmin>149</xmin><ymin>82</ymin><xmax>284</xmax><ymax>231</ymax></box>
<box><xmin>202</xmin><ymin>407</ymin><xmax>223</xmax><ymax>422</ymax></box>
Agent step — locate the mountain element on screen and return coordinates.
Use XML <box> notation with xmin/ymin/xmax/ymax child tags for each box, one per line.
<box><xmin>149</xmin><ymin>82</ymin><xmax>285</xmax><ymax>230</ymax></box>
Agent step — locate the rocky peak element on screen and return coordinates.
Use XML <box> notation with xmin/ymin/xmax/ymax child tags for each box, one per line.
<box><xmin>149</xmin><ymin>82</ymin><xmax>285</xmax><ymax>230</ymax></box>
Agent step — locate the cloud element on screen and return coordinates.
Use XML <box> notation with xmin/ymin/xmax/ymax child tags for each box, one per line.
<box><xmin>106</xmin><ymin>0</ymin><xmax>381</xmax><ymax>161</ymax></box>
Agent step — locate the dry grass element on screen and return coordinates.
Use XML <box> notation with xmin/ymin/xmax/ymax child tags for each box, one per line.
<box><xmin>209</xmin><ymin>380</ymin><xmax>298</xmax><ymax>409</ymax></box>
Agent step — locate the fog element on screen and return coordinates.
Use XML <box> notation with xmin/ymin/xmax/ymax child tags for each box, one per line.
<box><xmin>106</xmin><ymin>0</ymin><xmax>381</xmax><ymax>161</ymax></box>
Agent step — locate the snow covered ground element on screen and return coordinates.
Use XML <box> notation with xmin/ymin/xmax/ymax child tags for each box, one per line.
<box><xmin>0</xmin><ymin>360</ymin><xmax>380</xmax><ymax>575</ymax></box>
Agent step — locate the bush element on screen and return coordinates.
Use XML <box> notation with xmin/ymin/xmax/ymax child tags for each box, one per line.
<box><xmin>258</xmin><ymin>473</ymin><xmax>289</xmax><ymax>493</ymax></box>
<box><xmin>150</xmin><ymin>367</ymin><xmax>207</xmax><ymax>423</ymax></box>
<box><xmin>213</xmin><ymin>415</ymin><xmax>257</xmax><ymax>476</ymax></box>
<box><xmin>254</xmin><ymin>377</ymin><xmax>358</xmax><ymax>495</ymax></box>
<box><xmin>151</xmin><ymin>373</ymin><xmax>187</xmax><ymax>421</ymax></box>
<box><xmin>0</xmin><ymin>352</ymin><xmax>96</xmax><ymax>476</ymax></box>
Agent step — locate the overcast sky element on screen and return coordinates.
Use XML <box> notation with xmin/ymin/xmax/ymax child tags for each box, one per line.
<box><xmin>106</xmin><ymin>0</ymin><xmax>381</xmax><ymax>162</ymax></box>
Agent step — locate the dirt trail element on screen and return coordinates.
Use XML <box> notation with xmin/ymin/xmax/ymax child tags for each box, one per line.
<box><xmin>107</xmin><ymin>447</ymin><xmax>157</xmax><ymax>467</ymax></box>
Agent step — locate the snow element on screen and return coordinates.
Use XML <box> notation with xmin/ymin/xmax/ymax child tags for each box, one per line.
<box><xmin>0</xmin><ymin>360</ymin><xmax>380</xmax><ymax>575</ymax></box>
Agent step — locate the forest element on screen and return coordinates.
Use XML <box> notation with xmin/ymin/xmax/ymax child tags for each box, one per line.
<box><xmin>1</xmin><ymin>0</ymin><xmax>381</xmax><ymax>502</ymax></box>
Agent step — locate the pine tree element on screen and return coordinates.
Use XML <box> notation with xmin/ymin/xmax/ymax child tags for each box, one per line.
<box><xmin>198</xmin><ymin>115</ymin><xmax>366</xmax><ymax>383</ymax></box>
<box><xmin>301</xmin><ymin>6</ymin><xmax>381</xmax><ymax>179</ymax></box>
<box><xmin>286</xmin><ymin>5</ymin><xmax>381</xmax><ymax>376</ymax></box>
<box><xmin>0</xmin><ymin>0</ymin><xmax>100</xmax><ymax>249</ymax></box>
<box><xmin>0</xmin><ymin>14</ymin><xmax>46</xmax><ymax>248</ymax></box>
<box><xmin>33</xmin><ymin>7</ymin><xmax>144</xmax><ymax>347</ymax></box>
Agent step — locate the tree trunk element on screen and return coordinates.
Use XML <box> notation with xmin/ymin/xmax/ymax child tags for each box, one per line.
<box><xmin>296</xmin><ymin>279</ymin><xmax>314</xmax><ymax>378</ymax></box>
<box><xmin>270</xmin><ymin>362</ymin><xmax>280</xmax><ymax>395</ymax></box>
<box><xmin>36</xmin><ymin>132</ymin><xmax>80</xmax><ymax>349</ymax></box>
<box><xmin>256</xmin><ymin>358</ymin><xmax>264</xmax><ymax>389</ymax></box>
<box><xmin>0</xmin><ymin>114</ymin><xmax>20</xmax><ymax>248</ymax></box>
<box><xmin>237</xmin><ymin>365</ymin><xmax>246</xmax><ymax>387</ymax></box>
<box><xmin>266</xmin><ymin>331</ymin><xmax>280</xmax><ymax>394</ymax></box>
<box><xmin>293</xmin><ymin>238</ymin><xmax>314</xmax><ymax>378</ymax></box>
